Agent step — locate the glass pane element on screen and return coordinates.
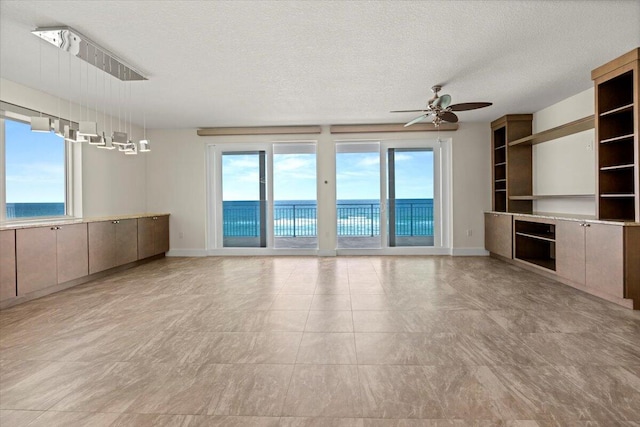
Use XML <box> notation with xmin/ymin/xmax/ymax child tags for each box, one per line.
<box><xmin>222</xmin><ymin>152</ymin><xmax>266</xmax><ymax>247</ymax></box>
<box><xmin>336</xmin><ymin>148</ymin><xmax>380</xmax><ymax>249</ymax></box>
<box><xmin>274</xmin><ymin>150</ymin><xmax>317</xmax><ymax>249</ymax></box>
<box><xmin>5</xmin><ymin>119</ymin><xmax>66</xmax><ymax>219</ymax></box>
<box><xmin>389</xmin><ymin>149</ymin><xmax>434</xmax><ymax>247</ymax></box>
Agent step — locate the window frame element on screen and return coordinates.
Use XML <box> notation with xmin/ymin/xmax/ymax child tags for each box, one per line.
<box><xmin>0</xmin><ymin>107</ymin><xmax>75</xmax><ymax>222</ymax></box>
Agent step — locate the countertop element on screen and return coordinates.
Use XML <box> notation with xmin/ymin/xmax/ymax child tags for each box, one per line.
<box><xmin>0</xmin><ymin>213</ymin><xmax>170</xmax><ymax>231</ymax></box>
<box><xmin>486</xmin><ymin>211</ymin><xmax>640</xmax><ymax>226</ymax></box>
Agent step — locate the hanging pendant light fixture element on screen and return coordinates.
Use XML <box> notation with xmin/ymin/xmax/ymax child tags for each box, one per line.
<box><xmin>31</xmin><ymin>26</ymin><xmax>149</xmax><ymax>154</ymax></box>
<box><xmin>31</xmin><ymin>36</ymin><xmax>52</xmax><ymax>132</ymax></box>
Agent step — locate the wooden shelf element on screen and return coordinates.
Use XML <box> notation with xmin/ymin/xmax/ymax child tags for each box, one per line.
<box><xmin>495</xmin><ymin>179</ymin><xmax>506</xmax><ymax>183</ymax></box>
<box><xmin>600</xmin><ymin>193</ymin><xmax>636</xmax><ymax>198</ymax></box>
<box><xmin>516</xmin><ymin>231</ymin><xmax>556</xmax><ymax>242</ymax></box>
<box><xmin>600</xmin><ymin>103</ymin><xmax>634</xmax><ymax>117</ymax></box>
<box><xmin>494</xmin><ymin>145</ymin><xmax>506</xmax><ymax>150</ymax></box>
<box><xmin>509</xmin><ymin>194</ymin><xmax>594</xmax><ymax>201</ymax></box>
<box><xmin>494</xmin><ymin>162</ymin><xmax>506</xmax><ymax>167</ymax></box>
<box><xmin>495</xmin><ymin>189</ymin><xmax>506</xmax><ymax>193</ymax></box>
<box><xmin>509</xmin><ymin>115</ymin><xmax>594</xmax><ymax>147</ymax></box>
<box><xmin>600</xmin><ymin>163</ymin><xmax>635</xmax><ymax>171</ymax></box>
<box><xmin>600</xmin><ymin>133</ymin><xmax>634</xmax><ymax>144</ymax></box>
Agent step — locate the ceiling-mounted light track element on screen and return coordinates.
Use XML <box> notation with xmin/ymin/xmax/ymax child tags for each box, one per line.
<box><xmin>32</xmin><ymin>26</ymin><xmax>147</xmax><ymax>81</ymax></box>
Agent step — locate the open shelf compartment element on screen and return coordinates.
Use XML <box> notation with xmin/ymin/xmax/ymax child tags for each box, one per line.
<box><xmin>514</xmin><ymin>220</ymin><xmax>556</xmax><ymax>271</ymax></box>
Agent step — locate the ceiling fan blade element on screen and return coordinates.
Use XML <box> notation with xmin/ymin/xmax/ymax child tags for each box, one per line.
<box><xmin>390</xmin><ymin>109</ymin><xmax>429</xmax><ymax>113</ymax></box>
<box><xmin>404</xmin><ymin>114</ymin><xmax>429</xmax><ymax>127</ymax></box>
<box><xmin>440</xmin><ymin>111</ymin><xmax>459</xmax><ymax>123</ymax></box>
<box><xmin>449</xmin><ymin>102</ymin><xmax>493</xmax><ymax>111</ymax></box>
<box><xmin>433</xmin><ymin>94</ymin><xmax>451</xmax><ymax>109</ymax></box>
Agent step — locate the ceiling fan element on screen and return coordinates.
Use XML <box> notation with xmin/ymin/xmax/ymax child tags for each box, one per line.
<box><xmin>391</xmin><ymin>85</ymin><xmax>492</xmax><ymax>127</ymax></box>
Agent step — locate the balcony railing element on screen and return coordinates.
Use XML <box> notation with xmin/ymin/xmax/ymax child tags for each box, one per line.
<box><xmin>223</xmin><ymin>201</ymin><xmax>433</xmax><ymax>238</ymax></box>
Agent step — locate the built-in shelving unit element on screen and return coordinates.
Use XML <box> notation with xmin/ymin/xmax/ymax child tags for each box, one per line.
<box><xmin>491</xmin><ymin>115</ymin><xmax>533</xmax><ymax>213</ymax></box>
<box><xmin>592</xmin><ymin>48</ymin><xmax>639</xmax><ymax>222</ymax></box>
<box><xmin>514</xmin><ymin>220</ymin><xmax>556</xmax><ymax>271</ymax></box>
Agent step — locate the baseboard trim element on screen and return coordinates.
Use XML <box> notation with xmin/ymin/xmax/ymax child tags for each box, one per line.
<box><xmin>167</xmin><ymin>249</ymin><xmax>208</xmax><ymax>257</ymax></box>
<box><xmin>451</xmin><ymin>247</ymin><xmax>490</xmax><ymax>256</ymax></box>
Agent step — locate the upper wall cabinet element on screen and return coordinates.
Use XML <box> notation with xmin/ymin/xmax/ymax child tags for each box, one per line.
<box><xmin>592</xmin><ymin>47</ymin><xmax>640</xmax><ymax>222</ymax></box>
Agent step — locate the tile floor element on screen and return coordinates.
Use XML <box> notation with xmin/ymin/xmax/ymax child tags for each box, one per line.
<box><xmin>1</xmin><ymin>255</ymin><xmax>640</xmax><ymax>426</ymax></box>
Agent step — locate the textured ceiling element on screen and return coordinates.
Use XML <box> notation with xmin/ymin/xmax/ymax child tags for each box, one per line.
<box><xmin>1</xmin><ymin>1</ymin><xmax>639</xmax><ymax>129</ymax></box>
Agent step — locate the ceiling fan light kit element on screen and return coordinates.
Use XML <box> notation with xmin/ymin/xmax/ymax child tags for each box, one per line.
<box><xmin>391</xmin><ymin>85</ymin><xmax>492</xmax><ymax>128</ymax></box>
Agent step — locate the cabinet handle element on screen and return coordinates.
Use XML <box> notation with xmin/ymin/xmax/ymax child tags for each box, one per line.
<box><xmin>153</xmin><ymin>216</ymin><xmax>158</xmax><ymax>220</ymax></box>
<box><xmin>112</xmin><ymin>220</ymin><xmax>117</xmax><ymax>224</ymax></box>
<box><xmin>584</xmin><ymin>223</ymin><xmax>591</xmax><ymax>227</ymax></box>
<box><xmin>51</xmin><ymin>226</ymin><xmax>57</xmax><ymax>230</ymax></box>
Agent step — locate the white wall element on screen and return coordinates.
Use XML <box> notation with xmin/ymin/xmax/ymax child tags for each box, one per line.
<box><xmin>532</xmin><ymin>88</ymin><xmax>596</xmax><ymax>215</ymax></box>
<box><xmin>147</xmin><ymin>122</ymin><xmax>491</xmax><ymax>255</ymax></box>
<box><xmin>0</xmin><ymin>78</ymin><xmax>148</xmax><ymax>217</ymax></box>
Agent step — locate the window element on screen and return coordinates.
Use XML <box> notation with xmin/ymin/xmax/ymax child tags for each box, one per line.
<box><xmin>1</xmin><ymin>116</ymin><xmax>68</xmax><ymax>220</ymax></box>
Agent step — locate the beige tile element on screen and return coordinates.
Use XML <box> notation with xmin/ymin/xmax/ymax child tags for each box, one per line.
<box><xmin>305</xmin><ymin>311</ymin><xmax>353</xmax><ymax>332</ymax></box>
<box><xmin>0</xmin><ymin>410</ymin><xmax>44</xmax><ymax>427</ymax></box>
<box><xmin>358</xmin><ymin>365</ymin><xmax>442</xmax><ymax>419</ymax></box>
<box><xmin>310</xmin><ymin>294</ymin><xmax>352</xmax><ymax>311</ymax></box>
<box><xmin>184</xmin><ymin>332</ymin><xmax>301</xmax><ymax>364</ymax></box>
<box><xmin>127</xmin><ymin>363</ymin><xmax>230</xmax><ymax>415</ymax></box>
<box><xmin>24</xmin><ymin>411</ymin><xmax>119</xmax><ymax>427</ymax></box>
<box><xmin>109</xmin><ymin>413</ymin><xmax>199</xmax><ymax>426</ymax></box>
<box><xmin>212</xmin><ymin>364</ymin><xmax>293</xmax><ymax>416</ymax></box>
<box><xmin>270</xmin><ymin>295</ymin><xmax>313</xmax><ymax>310</ymax></box>
<box><xmin>296</xmin><ymin>333</ymin><xmax>357</xmax><ymax>364</ymax></box>
<box><xmin>283</xmin><ymin>365</ymin><xmax>362</xmax><ymax>417</ymax></box>
<box><xmin>50</xmin><ymin>362</ymin><xmax>164</xmax><ymax>413</ymax></box>
<box><xmin>0</xmin><ymin>361</ymin><xmax>109</xmax><ymax>410</ymax></box>
<box><xmin>280</xmin><ymin>417</ymin><xmax>365</xmax><ymax>426</ymax></box>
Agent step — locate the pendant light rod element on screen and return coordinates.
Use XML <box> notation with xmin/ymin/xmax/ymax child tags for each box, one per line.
<box><xmin>32</xmin><ymin>26</ymin><xmax>147</xmax><ymax>81</ymax></box>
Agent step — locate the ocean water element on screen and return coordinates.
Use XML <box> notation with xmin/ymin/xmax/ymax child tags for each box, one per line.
<box><xmin>6</xmin><ymin>202</ymin><xmax>65</xmax><ymax>219</ymax></box>
<box><xmin>224</xmin><ymin>199</ymin><xmax>434</xmax><ymax>237</ymax></box>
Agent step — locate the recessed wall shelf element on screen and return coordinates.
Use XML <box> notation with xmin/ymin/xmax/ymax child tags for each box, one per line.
<box><xmin>508</xmin><ymin>115</ymin><xmax>594</xmax><ymax>147</ymax></box>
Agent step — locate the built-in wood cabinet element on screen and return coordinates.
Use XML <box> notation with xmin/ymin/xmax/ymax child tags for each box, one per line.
<box><xmin>16</xmin><ymin>223</ymin><xmax>88</xmax><ymax>296</ymax></box>
<box><xmin>56</xmin><ymin>223</ymin><xmax>89</xmax><ymax>284</ymax></box>
<box><xmin>1</xmin><ymin>214</ymin><xmax>169</xmax><ymax>308</ymax></box>
<box><xmin>16</xmin><ymin>226</ymin><xmax>58</xmax><ymax>295</ymax></box>
<box><xmin>592</xmin><ymin>48</ymin><xmax>640</xmax><ymax>222</ymax></box>
<box><xmin>138</xmin><ymin>215</ymin><xmax>170</xmax><ymax>259</ymax></box>
<box><xmin>556</xmin><ymin>219</ymin><xmax>640</xmax><ymax>304</ymax></box>
<box><xmin>88</xmin><ymin>219</ymin><xmax>138</xmax><ymax>274</ymax></box>
<box><xmin>484</xmin><ymin>213</ymin><xmax>512</xmax><ymax>259</ymax></box>
<box><xmin>0</xmin><ymin>230</ymin><xmax>16</xmax><ymax>301</ymax></box>
<box><xmin>491</xmin><ymin>115</ymin><xmax>533</xmax><ymax>213</ymax></box>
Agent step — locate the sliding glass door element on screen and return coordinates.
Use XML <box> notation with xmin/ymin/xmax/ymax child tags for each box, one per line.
<box><xmin>221</xmin><ymin>151</ymin><xmax>266</xmax><ymax>247</ymax></box>
<box><xmin>387</xmin><ymin>148</ymin><xmax>435</xmax><ymax>247</ymax></box>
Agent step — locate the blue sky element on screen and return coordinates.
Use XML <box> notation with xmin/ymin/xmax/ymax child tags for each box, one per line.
<box><xmin>5</xmin><ymin>119</ymin><xmax>65</xmax><ymax>203</ymax></box>
<box><xmin>222</xmin><ymin>149</ymin><xmax>433</xmax><ymax>201</ymax></box>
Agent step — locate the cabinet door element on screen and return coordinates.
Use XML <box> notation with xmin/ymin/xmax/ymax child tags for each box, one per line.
<box><xmin>155</xmin><ymin>215</ymin><xmax>170</xmax><ymax>254</ymax></box>
<box><xmin>56</xmin><ymin>223</ymin><xmax>89</xmax><ymax>283</ymax></box>
<box><xmin>0</xmin><ymin>230</ymin><xmax>17</xmax><ymax>301</ymax></box>
<box><xmin>16</xmin><ymin>227</ymin><xmax>57</xmax><ymax>295</ymax></box>
<box><xmin>89</xmin><ymin>221</ymin><xmax>115</xmax><ymax>274</ymax></box>
<box><xmin>556</xmin><ymin>220</ymin><xmax>586</xmax><ymax>286</ymax></box>
<box><xmin>137</xmin><ymin>217</ymin><xmax>155</xmax><ymax>259</ymax></box>
<box><xmin>586</xmin><ymin>223</ymin><xmax>624</xmax><ymax>297</ymax></box>
<box><xmin>115</xmin><ymin>219</ymin><xmax>138</xmax><ymax>266</ymax></box>
<box><xmin>484</xmin><ymin>213</ymin><xmax>512</xmax><ymax>259</ymax></box>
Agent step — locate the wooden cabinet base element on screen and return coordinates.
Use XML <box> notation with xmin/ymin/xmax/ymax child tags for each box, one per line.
<box><xmin>0</xmin><ymin>253</ymin><xmax>165</xmax><ymax>310</ymax></box>
<box><xmin>489</xmin><ymin>252</ymin><xmax>636</xmax><ymax>310</ymax></box>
